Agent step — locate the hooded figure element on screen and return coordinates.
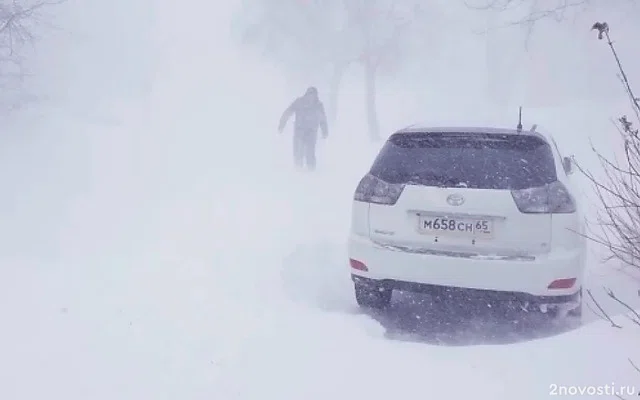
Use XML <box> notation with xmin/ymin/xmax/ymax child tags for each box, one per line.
<box><xmin>278</xmin><ymin>87</ymin><xmax>328</xmax><ymax>170</ymax></box>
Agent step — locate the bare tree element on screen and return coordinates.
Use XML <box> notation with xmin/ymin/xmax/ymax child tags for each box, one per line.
<box><xmin>466</xmin><ymin>0</ymin><xmax>638</xmax><ymax>37</ymax></box>
<box><xmin>466</xmin><ymin>0</ymin><xmax>591</xmax><ymax>24</ymax></box>
<box><xmin>0</xmin><ymin>0</ymin><xmax>64</xmax><ymax>111</ymax></box>
<box><xmin>575</xmin><ymin>22</ymin><xmax>640</xmax><ymax>273</ymax></box>
<box><xmin>233</xmin><ymin>0</ymin><xmax>432</xmax><ymax>141</ymax></box>
<box><xmin>339</xmin><ymin>0</ymin><xmax>424</xmax><ymax>140</ymax></box>
<box><xmin>569</xmin><ymin>23</ymin><xmax>640</xmax><ymax>394</ymax></box>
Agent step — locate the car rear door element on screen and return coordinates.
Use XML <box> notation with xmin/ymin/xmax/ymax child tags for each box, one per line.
<box><xmin>367</xmin><ymin>132</ymin><xmax>556</xmax><ymax>257</ymax></box>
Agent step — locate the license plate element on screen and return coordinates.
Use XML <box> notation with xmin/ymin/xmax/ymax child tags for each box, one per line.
<box><xmin>418</xmin><ymin>216</ymin><xmax>493</xmax><ymax>238</ymax></box>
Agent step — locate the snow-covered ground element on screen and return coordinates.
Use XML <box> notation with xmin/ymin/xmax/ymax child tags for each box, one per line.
<box><xmin>0</xmin><ymin>1</ymin><xmax>639</xmax><ymax>399</ymax></box>
<box><xmin>0</xmin><ymin>106</ymin><xmax>638</xmax><ymax>399</ymax></box>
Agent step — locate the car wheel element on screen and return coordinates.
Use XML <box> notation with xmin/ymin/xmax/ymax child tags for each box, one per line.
<box><xmin>567</xmin><ymin>302</ymin><xmax>582</xmax><ymax>318</ymax></box>
<box><xmin>354</xmin><ymin>282</ymin><xmax>392</xmax><ymax>309</ymax></box>
<box><xmin>567</xmin><ymin>287</ymin><xmax>583</xmax><ymax>318</ymax></box>
<box><xmin>544</xmin><ymin>287</ymin><xmax>582</xmax><ymax>320</ymax></box>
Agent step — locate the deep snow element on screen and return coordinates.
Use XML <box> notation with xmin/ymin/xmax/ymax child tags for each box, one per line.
<box><xmin>0</xmin><ymin>1</ymin><xmax>639</xmax><ymax>399</ymax></box>
<box><xmin>0</xmin><ymin>111</ymin><xmax>639</xmax><ymax>399</ymax></box>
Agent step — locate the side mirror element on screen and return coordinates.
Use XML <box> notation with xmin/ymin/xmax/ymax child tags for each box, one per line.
<box><xmin>562</xmin><ymin>156</ymin><xmax>574</xmax><ymax>175</ymax></box>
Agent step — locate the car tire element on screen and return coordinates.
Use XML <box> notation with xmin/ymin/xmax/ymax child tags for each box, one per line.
<box><xmin>567</xmin><ymin>287</ymin><xmax>583</xmax><ymax>318</ymax></box>
<box><xmin>544</xmin><ymin>287</ymin><xmax>582</xmax><ymax>320</ymax></box>
<box><xmin>567</xmin><ymin>302</ymin><xmax>582</xmax><ymax>318</ymax></box>
<box><xmin>354</xmin><ymin>282</ymin><xmax>392</xmax><ymax>309</ymax></box>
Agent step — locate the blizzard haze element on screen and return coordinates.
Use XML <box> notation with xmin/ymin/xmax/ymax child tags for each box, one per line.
<box><xmin>0</xmin><ymin>0</ymin><xmax>639</xmax><ymax>399</ymax></box>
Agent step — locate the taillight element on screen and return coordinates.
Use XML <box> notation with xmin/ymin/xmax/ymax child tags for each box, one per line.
<box><xmin>511</xmin><ymin>181</ymin><xmax>576</xmax><ymax>214</ymax></box>
<box><xmin>548</xmin><ymin>278</ymin><xmax>576</xmax><ymax>289</ymax></box>
<box><xmin>354</xmin><ymin>173</ymin><xmax>405</xmax><ymax>205</ymax></box>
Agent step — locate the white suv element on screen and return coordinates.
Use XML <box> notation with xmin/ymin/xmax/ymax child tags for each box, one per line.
<box><xmin>348</xmin><ymin>125</ymin><xmax>585</xmax><ymax>319</ymax></box>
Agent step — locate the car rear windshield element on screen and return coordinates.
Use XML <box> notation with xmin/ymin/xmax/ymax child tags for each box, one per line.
<box><xmin>369</xmin><ymin>132</ymin><xmax>558</xmax><ymax>190</ymax></box>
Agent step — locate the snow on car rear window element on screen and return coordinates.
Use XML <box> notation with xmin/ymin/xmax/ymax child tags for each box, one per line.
<box><xmin>369</xmin><ymin>132</ymin><xmax>558</xmax><ymax>190</ymax></box>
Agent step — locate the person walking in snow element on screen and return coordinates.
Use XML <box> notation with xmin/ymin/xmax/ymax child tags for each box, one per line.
<box><xmin>278</xmin><ymin>86</ymin><xmax>328</xmax><ymax>171</ymax></box>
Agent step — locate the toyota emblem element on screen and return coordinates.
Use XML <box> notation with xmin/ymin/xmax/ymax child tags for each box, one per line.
<box><xmin>446</xmin><ymin>193</ymin><xmax>465</xmax><ymax>206</ymax></box>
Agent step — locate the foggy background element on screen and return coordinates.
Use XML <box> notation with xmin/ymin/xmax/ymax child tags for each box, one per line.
<box><xmin>0</xmin><ymin>0</ymin><xmax>638</xmax><ymax>398</ymax></box>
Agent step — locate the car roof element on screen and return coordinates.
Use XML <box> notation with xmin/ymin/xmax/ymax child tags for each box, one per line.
<box><xmin>394</xmin><ymin>125</ymin><xmax>546</xmax><ymax>138</ymax></box>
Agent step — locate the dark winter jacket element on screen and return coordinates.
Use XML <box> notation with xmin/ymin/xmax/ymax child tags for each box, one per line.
<box><xmin>278</xmin><ymin>88</ymin><xmax>328</xmax><ymax>138</ymax></box>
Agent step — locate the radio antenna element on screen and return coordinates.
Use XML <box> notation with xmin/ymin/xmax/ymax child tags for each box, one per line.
<box><xmin>516</xmin><ymin>106</ymin><xmax>523</xmax><ymax>133</ymax></box>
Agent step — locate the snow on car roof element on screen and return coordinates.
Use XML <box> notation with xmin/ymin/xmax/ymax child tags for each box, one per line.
<box><xmin>396</xmin><ymin>125</ymin><xmax>536</xmax><ymax>135</ymax></box>
<box><xmin>393</xmin><ymin>124</ymin><xmax>550</xmax><ymax>142</ymax></box>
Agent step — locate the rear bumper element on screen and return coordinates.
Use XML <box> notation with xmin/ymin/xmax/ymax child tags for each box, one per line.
<box><xmin>348</xmin><ymin>233</ymin><xmax>585</xmax><ymax>299</ymax></box>
<box><xmin>351</xmin><ymin>275</ymin><xmax>581</xmax><ymax>311</ymax></box>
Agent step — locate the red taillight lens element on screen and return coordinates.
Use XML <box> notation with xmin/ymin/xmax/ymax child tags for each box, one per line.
<box><xmin>354</xmin><ymin>173</ymin><xmax>405</xmax><ymax>205</ymax></box>
<box><xmin>548</xmin><ymin>278</ymin><xmax>576</xmax><ymax>289</ymax></box>
<box><xmin>349</xmin><ymin>259</ymin><xmax>368</xmax><ymax>271</ymax></box>
<box><xmin>511</xmin><ymin>181</ymin><xmax>576</xmax><ymax>214</ymax></box>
